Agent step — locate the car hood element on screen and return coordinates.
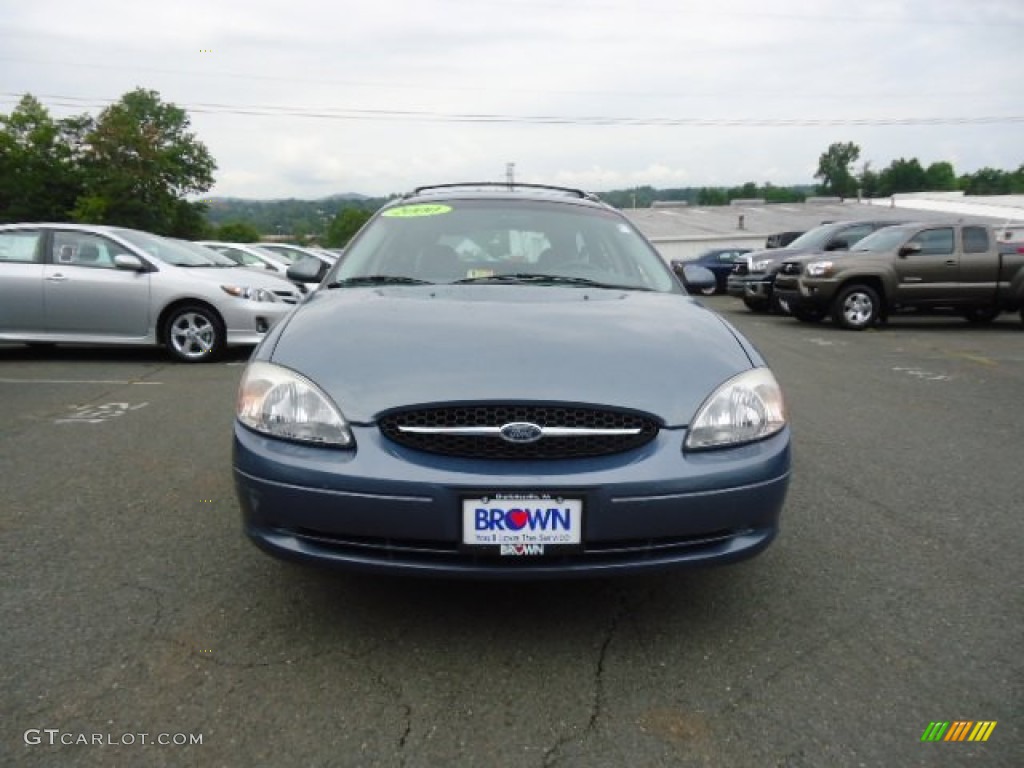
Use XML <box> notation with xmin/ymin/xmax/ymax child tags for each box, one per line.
<box><xmin>266</xmin><ymin>286</ymin><xmax>756</xmax><ymax>426</ymax></box>
<box><xmin>746</xmin><ymin>246</ymin><xmax>813</xmax><ymax>269</ymax></box>
<box><xmin>166</xmin><ymin>264</ymin><xmax>297</xmax><ymax>291</ymax></box>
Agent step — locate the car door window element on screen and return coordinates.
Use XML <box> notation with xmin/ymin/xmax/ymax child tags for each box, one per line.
<box><xmin>836</xmin><ymin>224</ymin><xmax>874</xmax><ymax>247</ymax></box>
<box><xmin>52</xmin><ymin>232</ymin><xmax>131</xmax><ymax>269</ymax></box>
<box><xmin>0</xmin><ymin>230</ymin><xmax>43</xmax><ymax>262</ymax></box>
<box><xmin>908</xmin><ymin>228</ymin><xmax>954</xmax><ymax>256</ymax></box>
<box><xmin>962</xmin><ymin>227</ymin><xmax>989</xmax><ymax>254</ymax></box>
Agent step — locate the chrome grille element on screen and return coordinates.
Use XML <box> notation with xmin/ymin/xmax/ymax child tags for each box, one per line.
<box><xmin>273</xmin><ymin>289</ymin><xmax>301</xmax><ymax>304</ymax></box>
<box><xmin>379</xmin><ymin>405</ymin><xmax>659</xmax><ymax>459</ymax></box>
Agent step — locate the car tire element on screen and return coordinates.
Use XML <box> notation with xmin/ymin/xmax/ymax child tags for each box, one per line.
<box><xmin>792</xmin><ymin>307</ymin><xmax>826</xmax><ymax>323</ymax></box>
<box><xmin>962</xmin><ymin>307</ymin><xmax>999</xmax><ymax>324</ymax></box>
<box><xmin>771</xmin><ymin>292</ymin><xmax>790</xmax><ymax>315</ymax></box>
<box><xmin>832</xmin><ymin>284</ymin><xmax>881</xmax><ymax>330</ymax></box>
<box><xmin>163</xmin><ymin>304</ymin><xmax>225</xmax><ymax>363</ymax></box>
<box><xmin>742</xmin><ymin>296</ymin><xmax>769</xmax><ymax>313</ymax></box>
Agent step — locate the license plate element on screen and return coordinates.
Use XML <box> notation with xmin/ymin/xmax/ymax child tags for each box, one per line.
<box><xmin>462</xmin><ymin>494</ymin><xmax>583</xmax><ymax>554</ymax></box>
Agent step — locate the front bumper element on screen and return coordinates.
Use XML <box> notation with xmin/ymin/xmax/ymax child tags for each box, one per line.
<box><xmin>233</xmin><ymin>422</ymin><xmax>791</xmax><ymax>579</ymax></box>
<box><xmin>728</xmin><ymin>274</ymin><xmax>773</xmax><ymax>301</ymax></box>
<box><xmin>772</xmin><ymin>275</ymin><xmax>839</xmax><ymax>313</ymax></box>
<box><xmin>222</xmin><ymin>301</ymin><xmax>295</xmax><ymax>346</ymax></box>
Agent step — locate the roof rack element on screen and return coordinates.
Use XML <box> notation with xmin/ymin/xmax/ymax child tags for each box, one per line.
<box><xmin>407</xmin><ymin>182</ymin><xmax>602</xmax><ymax>202</ymax></box>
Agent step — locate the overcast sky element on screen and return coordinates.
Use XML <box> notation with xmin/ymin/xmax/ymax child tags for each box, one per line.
<box><xmin>2</xmin><ymin>0</ymin><xmax>1022</xmax><ymax>199</ymax></box>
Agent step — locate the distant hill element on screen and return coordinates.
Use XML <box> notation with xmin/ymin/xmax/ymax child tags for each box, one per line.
<box><xmin>202</xmin><ymin>184</ymin><xmax>816</xmax><ymax>237</ymax></box>
<box><xmin>204</xmin><ymin>193</ymin><xmax>388</xmax><ymax>237</ymax></box>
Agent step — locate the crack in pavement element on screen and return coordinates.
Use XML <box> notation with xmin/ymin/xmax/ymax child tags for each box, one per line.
<box><xmin>542</xmin><ymin>589</ymin><xmax>630</xmax><ymax>767</ymax></box>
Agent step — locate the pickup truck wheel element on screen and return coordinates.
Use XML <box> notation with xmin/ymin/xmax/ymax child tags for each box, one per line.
<box><xmin>832</xmin><ymin>284</ymin><xmax>880</xmax><ymax>330</ymax></box>
<box><xmin>743</xmin><ymin>296</ymin><xmax>769</xmax><ymax>313</ymax></box>
<box><xmin>963</xmin><ymin>307</ymin><xmax>999</xmax><ymax>324</ymax></box>
<box><xmin>793</xmin><ymin>307</ymin><xmax>826</xmax><ymax>323</ymax></box>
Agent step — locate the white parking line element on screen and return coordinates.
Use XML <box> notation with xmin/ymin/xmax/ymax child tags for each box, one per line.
<box><xmin>0</xmin><ymin>379</ymin><xmax>163</xmax><ymax>385</ymax></box>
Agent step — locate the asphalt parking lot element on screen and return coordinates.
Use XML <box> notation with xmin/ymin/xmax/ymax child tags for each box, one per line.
<box><xmin>2</xmin><ymin>299</ymin><xmax>1021</xmax><ymax>768</ymax></box>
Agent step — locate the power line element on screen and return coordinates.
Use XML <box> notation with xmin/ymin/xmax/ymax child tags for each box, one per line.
<box><xmin>3</xmin><ymin>92</ymin><xmax>1022</xmax><ymax>128</ymax></box>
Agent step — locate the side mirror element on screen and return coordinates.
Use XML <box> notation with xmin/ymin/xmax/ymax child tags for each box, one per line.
<box><xmin>898</xmin><ymin>243</ymin><xmax>922</xmax><ymax>258</ymax></box>
<box><xmin>287</xmin><ymin>255</ymin><xmax>329</xmax><ymax>283</ymax></box>
<box><xmin>680</xmin><ymin>264</ymin><xmax>716</xmax><ymax>293</ymax></box>
<box><xmin>113</xmin><ymin>254</ymin><xmax>146</xmax><ymax>271</ymax></box>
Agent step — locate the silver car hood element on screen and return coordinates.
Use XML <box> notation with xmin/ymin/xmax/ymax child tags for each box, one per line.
<box><xmin>266</xmin><ymin>286</ymin><xmax>755</xmax><ymax>426</ymax></box>
<box><xmin>160</xmin><ymin>264</ymin><xmax>296</xmax><ymax>291</ymax></box>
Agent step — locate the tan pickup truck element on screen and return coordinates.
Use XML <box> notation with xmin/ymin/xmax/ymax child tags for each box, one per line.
<box><xmin>772</xmin><ymin>222</ymin><xmax>1024</xmax><ymax>329</ymax></box>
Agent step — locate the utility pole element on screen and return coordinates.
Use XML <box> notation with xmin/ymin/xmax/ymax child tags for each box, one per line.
<box><xmin>506</xmin><ymin>162</ymin><xmax>516</xmax><ymax>189</ymax></box>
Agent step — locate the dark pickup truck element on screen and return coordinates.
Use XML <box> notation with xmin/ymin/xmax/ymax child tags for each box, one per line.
<box><xmin>773</xmin><ymin>222</ymin><xmax>1024</xmax><ymax>329</ymax></box>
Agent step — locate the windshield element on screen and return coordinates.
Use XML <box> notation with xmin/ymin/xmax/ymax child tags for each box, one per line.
<box><xmin>173</xmin><ymin>239</ymin><xmax>240</xmax><ymax>266</ymax></box>
<box><xmin>327</xmin><ymin>199</ymin><xmax>677</xmax><ymax>292</ymax></box>
<box><xmin>114</xmin><ymin>229</ymin><xmax>226</xmax><ymax>266</ymax></box>
<box><xmin>850</xmin><ymin>227</ymin><xmax>912</xmax><ymax>252</ymax></box>
<box><xmin>783</xmin><ymin>224</ymin><xmax>845</xmax><ymax>252</ymax></box>
<box><xmin>260</xmin><ymin>244</ymin><xmax>316</xmax><ymax>264</ymax></box>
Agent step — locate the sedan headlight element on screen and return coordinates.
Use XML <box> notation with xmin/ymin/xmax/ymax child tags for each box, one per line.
<box><xmin>805</xmin><ymin>260</ymin><xmax>834</xmax><ymax>277</ymax></box>
<box><xmin>237</xmin><ymin>361</ymin><xmax>353</xmax><ymax>446</ymax></box>
<box><xmin>685</xmin><ymin>368</ymin><xmax>786</xmax><ymax>450</ymax></box>
<box><xmin>750</xmin><ymin>259</ymin><xmax>774</xmax><ymax>272</ymax></box>
<box><xmin>222</xmin><ymin>285</ymin><xmax>278</xmax><ymax>302</ymax></box>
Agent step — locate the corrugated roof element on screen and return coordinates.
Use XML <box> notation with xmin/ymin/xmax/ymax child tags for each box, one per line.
<box><xmin>622</xmin><ymin>195</ymin><xmax>1018</xmax><ymax>242</ymax></box>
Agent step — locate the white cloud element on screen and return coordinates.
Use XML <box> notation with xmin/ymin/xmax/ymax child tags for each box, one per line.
<box><xmin>2</xmin><ymin>0</ymin><xmax>1022</xmax><ymax>197</ymax></box>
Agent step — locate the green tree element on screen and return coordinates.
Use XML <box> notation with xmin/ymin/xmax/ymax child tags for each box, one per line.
<box><xmin>858</xmin><ymin>163</ymin><xmax>879</xmax><ymax>198</ymax></box>
<box><xmin>814</xmin><ymin>141</ymin><xmax>861</xmax><ymax>198</ymax></box>
<box><xmin>697</xmin><ymin>187</ymin><xmax>728</xmax><ymax>205</ymax></box>
<box><xmin>213</xmin><ymin>221</ymin><xmax>262</xmax><ymax>242</ymax></box>
<box><xmin>959</xmin><ymin>167</ymin><xmax>1015</xmax><ymax>195</ymax></box>
<box><xmin>876</xmin><ymin>157</ymin><xmax>927</xmax><ymax>196</ymax></box>
<box><xmin>325</xmin><ymin>208</ymin><xmax>373</xmax><ymax>247</ymax></box>
<box><xmin>73</xmin><ymin>88</ymin><xmax>216</xmax><ymax>237</ymax></box>
<box><xmin>0</xmin><ymin>95</ymin><xmax>86</xmax><ymax>222</ymax></box>
<box><xmin>924</xmin><ymin>161</ymin><xmax>958</xmax><ymax>191</ymax></box>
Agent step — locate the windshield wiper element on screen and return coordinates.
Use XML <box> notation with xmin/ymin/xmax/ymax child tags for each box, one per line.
<box><xmin>325</xmin><ymin>275</ymin><xmax>434</xmax><ymax>288</ymax></box>
<box><xmin>453</xmin><ymin>273</ymin><xmax>651</xmax><ymax>291</ymax></box>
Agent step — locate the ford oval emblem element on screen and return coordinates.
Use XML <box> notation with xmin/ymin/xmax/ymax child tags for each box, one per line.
<box><xmin>499</xmin><ymin>422</ymin><xmax>544</xmax><ymax>444</ymax></box>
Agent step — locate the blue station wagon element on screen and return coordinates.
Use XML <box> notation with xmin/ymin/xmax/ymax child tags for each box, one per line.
<box><xmin>233</xmin><ymin>183</ymin><xmax>791</xmax><ymax>578</ymax></box>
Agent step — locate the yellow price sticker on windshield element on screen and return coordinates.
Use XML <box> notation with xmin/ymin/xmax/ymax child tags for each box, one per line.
<box><xmin>382</xmin><ymin>204</ymin><xmax>453</xmax><ymax>218</ymax></box>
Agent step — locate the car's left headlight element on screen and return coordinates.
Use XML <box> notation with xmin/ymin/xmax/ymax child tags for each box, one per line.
<box><xmin>237</xmin><ymin>362</ymin><xmax>353</xmax><ymax>447</ymax></box>
<box><xmin>222</xmin><ymin>285</ymin><xmax>278</xmax><ymax>302</ymax></box>
<box><xmin>751</xmin><ymin>259</ymin><xmax>773</xmax><ymax>272</ymax></box>
<box><xmin>805</xmin><ymin>260</ymin><xmax>835</xmax><ymax>277</ymax></box>
<box><xmin>685</xmin><ymin>368</ymin><xmax>786</xmax><ymax>450</ymax></box>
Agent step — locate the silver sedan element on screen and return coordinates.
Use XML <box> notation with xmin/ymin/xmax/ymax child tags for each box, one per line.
<box><xmin>0</xmin><ymin>223</ymin><xmax>302</xmax><ymax>362</ymax></box>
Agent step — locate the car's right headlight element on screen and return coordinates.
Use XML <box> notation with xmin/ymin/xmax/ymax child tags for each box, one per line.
<box><xmin>751</xmin><ymin>259</ymin><xmax>773</xmax><ymax>272</ymax></box>
<box><xmin>237</xmin><ymin>361</ymin><xmax>353</xmax><ymax>447</ymax></box>
<box><xmin>685</xmin><ymin>368</ymin><xmax>786</xmax><ymax>450</ymax></box>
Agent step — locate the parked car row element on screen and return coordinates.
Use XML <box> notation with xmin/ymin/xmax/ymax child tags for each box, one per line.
<box><xmin>727</xmin><ymin>220</ymin><xmax>903</xmax><ymax>312</ymax></box>
<box><xmin>0</xmin><ymin>224</ymin><xmax>332</xmax><ymax>361</ymax></box>
<box><xmin>771</xmin><ymin>222</ymin><xmax>1024</xmax><ymax>329</ymax></box>
<box><xmin>668</xmin><ymin>231</ymin><xmax>807</xmax><ymax>296</ymax></box>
